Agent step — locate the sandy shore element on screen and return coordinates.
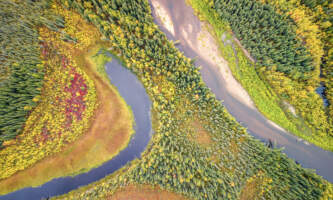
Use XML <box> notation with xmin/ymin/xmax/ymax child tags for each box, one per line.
<box><xmin>152</xmin><ymin>0</ymin><xmax>256</xmax><ymax>110</ymax></box>
<box><xmin>151</xmin><ymin>0</ymin><xmax>286</xmax><ymax>132</ymax></box>
<box><xmin>196</xmin><ymin>24</ymin><xmax>257</xmax><ymax>110</ymax></box>
<box><xmin>151</xmin><ymin>0</ymin><xmax>175</xmax><ymax>36</ymax></box>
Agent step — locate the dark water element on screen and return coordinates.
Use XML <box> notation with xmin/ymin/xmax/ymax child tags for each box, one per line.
<box><xmin>0</xmin><ymin>56</ymin><xmax>152</xmax><ymax>200</ymax></box>
<box><xmin>316</xmin><ymin>82</ymin><xmax>329</xmax><ymax>107</ymax></box>
<box><xmin>149</xmin><ymin>0</ymin><xmax>333</xmax><ymax>182</ymax></box>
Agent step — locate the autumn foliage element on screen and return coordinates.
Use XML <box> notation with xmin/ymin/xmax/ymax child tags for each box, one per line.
<box><xmin>0</xmin><ymin>3</ymin><xmax>98</xmax><ymax>180</ymax></box>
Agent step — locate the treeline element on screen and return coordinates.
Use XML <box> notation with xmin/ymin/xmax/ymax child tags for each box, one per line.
<box><xmin>56</xmin><ymin>0</ymin><xmax>332</xmax><ymax>199</ymax></box>
<box><xmin>213</xmin><ymin>0</ymin><xmax>315</xmax><ymax>78</ymax></box>
<box><xmin>0</xmin><ymin>0</ymin><xmax>63</xmax><ymax>146</ymax></box>
<box><xmin>69</xmin><ymin>0</ymin><xmax>152</xmax><ymax>24</ymax></box>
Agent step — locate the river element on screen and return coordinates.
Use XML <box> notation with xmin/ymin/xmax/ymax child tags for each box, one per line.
<box><xmin>1</xmin><ymin>1</ymin><xmax>333</xmax><ymax>199</ymax></box>
<box><xmin>149</xmin><ymin>0</ymin><xmax>333</xmax><ymax>182</ymax></box>
<box><xmin>0</xmin><ymin>55</ymin><xmax>152</xmax><ymax>200</ymax></box>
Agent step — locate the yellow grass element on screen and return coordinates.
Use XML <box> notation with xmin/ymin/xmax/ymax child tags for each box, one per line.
<box><xmin>107</xmin><ymin>184</ymin><xmax>189</xmax><ymax>200</ymax></box>
<box><xmin>189</xmin><ymin>120</ymin><xmax>212</xmax><ymax>146</ymax></box>
<box><xmin>0</xmin><ymin>44</ymin><xmax>134</xmax><ymax>195</ymax></box>
<box><xmin>239</xmin><ymin>172</ymin><xmax>272</xmax><ymax>200</ymax></box>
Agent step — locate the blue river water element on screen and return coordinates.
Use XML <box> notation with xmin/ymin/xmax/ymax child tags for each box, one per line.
<box><xmin>0</xmin><ymin>56</ymin><xmax>152</xmax><ymax>200</ymax></box>
<box><xmin>1</xmin><ymin>1</ymin><xmax>333</xmax><ymax>199</ymax></box>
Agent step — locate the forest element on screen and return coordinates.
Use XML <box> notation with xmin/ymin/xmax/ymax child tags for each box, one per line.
<box><xmin>50</xmin><ymin>0</ymin><xmax>331</xmax><ymax>199</ymax></box>
<box><xmin>0</xmin><ymin>0</ymin><xmax>50</xmax><ymax>145</ymax></box>
<box><xmin>189</xmin><ymin>0</ymin><xmax>333</xmax><ymax>151</ymax></box>
<box><xmin>0</xmin><ymin>0</ymin><xmax>98</xmax><ymax>180</ymax></box>
<box><xmin>0</xmin><ymin>0</ymin><xmax>332</xmax><ymax>199</ymax></box>
<box><xmin>214</xmin><ymin>0</ymin><xmax>315</xmax><ymax>77</ymax></box>
<box><xmin>259</xmin><ymin>0</ymin><xmax>333</xmax><ymax>145</ymax></box>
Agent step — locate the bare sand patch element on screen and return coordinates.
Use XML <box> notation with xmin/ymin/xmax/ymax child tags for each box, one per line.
<box><xmin>193</xmin><ymin>23</ymin><xmax>256</xmax><ymax>110</ymax></box>
<box><xmin>179</xmin><ymin>20</ymin><xmax>288</xmax><ymax>134</ymax></box>
<box><xmin>151</xmin><ymin>0</ymin><xmax>175</xmax><ymax>36</ymax></box>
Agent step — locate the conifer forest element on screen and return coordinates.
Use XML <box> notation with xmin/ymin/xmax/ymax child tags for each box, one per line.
<box><xmin>0</xmin><ymin>0</ymin><xmax>332</xmax><ymax>199</ymax></box>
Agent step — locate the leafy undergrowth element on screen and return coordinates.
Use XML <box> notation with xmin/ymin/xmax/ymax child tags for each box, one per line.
<box><xmin>0</xmin><ymin>4</ymin><xmax>134</xmax><ymax>194</ymax></box>
<box><xmin>54</xmin><ymin>0</ymin><xmax>332</xmax><ymax>199</ymax></box>
<box><xmin>189</xmin><ymin>0</ymin><xmax>333</xmax><ymax>151</ymax></box>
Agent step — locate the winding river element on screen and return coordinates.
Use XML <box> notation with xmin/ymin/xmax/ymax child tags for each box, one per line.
<box><xmin>0</xmin><ymin>56</ymin><xmax>152</xmax><ymax>200</ymax></box>
<box><xmin>1</xmin><ymin>1</ymin><xmax>333</xmax><ymax>199</ymax></box>
<box><xmin>149</xmin><ymin>0</ymin><xmax>333</xmax><ymax>182</ymax></box>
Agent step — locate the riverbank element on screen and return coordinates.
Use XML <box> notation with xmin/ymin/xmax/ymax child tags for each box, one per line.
<box><xmin>187</xmin><ymin>0</ymin><xmax>332</xmax><ymax>151</ymax></box>
<box><xmin>186</xmin><ymin>0</ymin><xmax>315</xmax><ymax>145</ymax></box>
<box><xmin>51</xmin><ymin>1</ymin><xmax>332</xmax><ymax>199</ymax></box>
<box><xmin>149</xmin><ymin>0</ymin><xmax>333</xmax><ymax>181</ymax></box>
<box><xmin>1</xmin><ymin>0</ymin><xmax>331</xmax><ymax>199</ymax></box>
<box><xmin>0</xmin><ymin>44</ymin><xmax>134</xmax><ymax>195</ymax></box>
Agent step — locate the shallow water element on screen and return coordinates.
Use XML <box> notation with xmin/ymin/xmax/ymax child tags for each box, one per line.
<box><xmin>0</xmin><ymin>56</ymin><xmax>152</xmax><ymax>200</ymax></box>
<box><xmin>149</xmin><ymin>0</ymin><xmax>333</xmax><ymax>182</ymax></box>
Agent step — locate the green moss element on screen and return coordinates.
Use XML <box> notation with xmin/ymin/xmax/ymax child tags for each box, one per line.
<box><xmin>91</xmin><ymin>49</ymin><xmax>112</xmax><ymax>82</ymax></box>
